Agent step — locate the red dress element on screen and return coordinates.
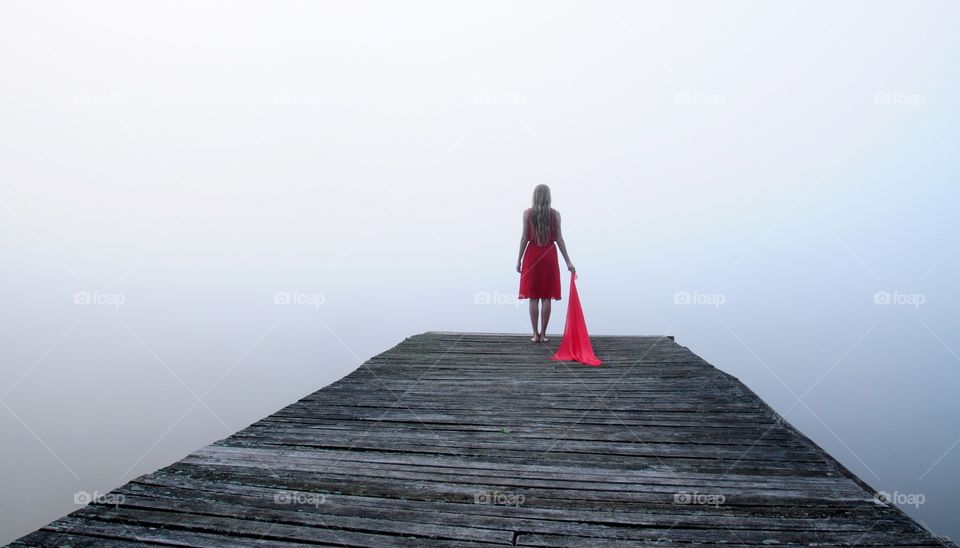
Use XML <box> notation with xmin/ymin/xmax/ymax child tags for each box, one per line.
<box><xmin>519</xmin><ymin>210</ymin><xmax>562</xmax><ymax>300</ymax></box>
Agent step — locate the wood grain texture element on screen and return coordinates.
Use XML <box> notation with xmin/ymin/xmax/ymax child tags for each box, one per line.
<box><xmin>9</xmin><ymin>332</ymin><xmax>952</xmax><ymax>546</ymax></box>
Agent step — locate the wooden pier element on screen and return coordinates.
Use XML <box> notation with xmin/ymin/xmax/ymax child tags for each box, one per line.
<box><xmin>10</xmin><ymin>332</ymin><xmax>951</xmax><ymax>546</ymax></box>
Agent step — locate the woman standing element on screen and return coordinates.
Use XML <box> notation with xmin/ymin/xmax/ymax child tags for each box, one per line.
<box><xmin>517</xmin><ymin>184</ymin><xmax>575</xmax><ymax>343</ymax></box>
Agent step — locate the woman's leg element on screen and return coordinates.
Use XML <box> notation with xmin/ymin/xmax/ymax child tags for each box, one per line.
<box><xmin>528</xmin><ymin>298</ymin><xmax>540</xmax><ymax>342</ymax></box>
<box><xmin>539</xmin><ymin>298</ymin><xmax>551</xmax><ymax>341</ymax></box>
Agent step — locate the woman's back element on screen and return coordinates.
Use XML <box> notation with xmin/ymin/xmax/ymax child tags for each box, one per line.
<box><xmin>527</xmin><ymin>208</ymin><xmax>557</xmax><ymax>246</ymax></box>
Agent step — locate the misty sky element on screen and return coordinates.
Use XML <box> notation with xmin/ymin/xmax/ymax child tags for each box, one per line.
<box><xmin>1</xmin><ymin>1</ymin><xmax>958</xmax><ymax>543</ymax></box>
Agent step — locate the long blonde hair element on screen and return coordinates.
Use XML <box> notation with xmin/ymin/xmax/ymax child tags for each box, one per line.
<box><xmin>531</xmin><ymin>184</ymin><xmax>553</xmax><ymax>246</ymax></box>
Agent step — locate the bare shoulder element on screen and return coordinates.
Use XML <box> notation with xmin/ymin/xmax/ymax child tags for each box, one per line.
<box><xmin>523</xmin><ymin>208</ymin><xmax>532</xmax><ymax>218</ymax></box>
<box><xmin>552</xmin><ymin>208</ymin><xmax>561</xmax><ymax>219</ymax></box>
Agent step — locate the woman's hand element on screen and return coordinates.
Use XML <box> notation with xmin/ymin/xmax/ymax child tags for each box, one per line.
<box><xmin>567</xmin><ymin>264</ymin><xmax>576</xmax><ymax>273</ymax></box>
<box><xmin>516</xmin><ymin>261</ymin><xmax>522</xmax><ymax>273</ymax></box>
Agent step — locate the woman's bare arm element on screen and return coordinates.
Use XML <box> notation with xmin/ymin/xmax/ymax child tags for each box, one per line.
<box><xmin>517</xmin><ymin>209</ymin><xmax>530</xmax><ymax>273</ymax></box>
<box><xmin>554</xmin><ymin>210</ymin><xmax>575</xmax><ymax>272</ymax></box>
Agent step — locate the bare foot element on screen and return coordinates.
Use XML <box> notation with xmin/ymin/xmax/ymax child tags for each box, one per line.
<box><xmin>539</xmin><ymin>334</ymin><xmax>549</xmax><ymax>343</ymax></box>
<box><xmin>531</xmin><ymin>334</ymin><xmax>540</xmax><ymax>343</ymax></box>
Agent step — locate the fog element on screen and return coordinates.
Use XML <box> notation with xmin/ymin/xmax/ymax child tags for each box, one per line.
<box><xmin>1</xmin><ymin>1</ymin><xmax>958</xmax><ymax>542</ymax></box>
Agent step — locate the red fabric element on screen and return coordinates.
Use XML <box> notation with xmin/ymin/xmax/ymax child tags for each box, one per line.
<box><xmin>518</xmin><ymin>211</ymin><xmax>561</xmax><ymax>300</ymax></box>
<box><xmin>551</xmin><ymin>272</ymin><xmax>602</xmax><ymax>366</ymax></box>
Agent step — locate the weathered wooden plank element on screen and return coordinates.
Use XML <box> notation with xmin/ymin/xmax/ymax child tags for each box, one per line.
<box><xmin>516</xmin><ymin>530</ymin><xmax>946</xmax><ymax>546</ymax></box>
<box><xmin>183</xmin><ymin>445</ymin><xmax>864</xmax><ymax>488</ymax></box>
<box><xmin>121</xmin><ymin>475</ymin><xmax>920</xmax><ymax>534</ymax></box>
<box><xmin>179</xmin><ymin>449</ymin><xmax>865</xmax><ymax>497</ymax></box>
<box><xmin>12</xmin><ymin>515</ymin><xmax>314</xmax><ymax>547</ymax></box>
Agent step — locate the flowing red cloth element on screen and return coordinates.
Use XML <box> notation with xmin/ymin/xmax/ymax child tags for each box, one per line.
<box><xmin>551</xmin><ymin>272</ymin><xmax>602</xmax><ymax>366</ymax></box>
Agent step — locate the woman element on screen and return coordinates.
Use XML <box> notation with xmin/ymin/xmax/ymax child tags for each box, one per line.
<box><xmin>517</xmin><ymin>184</ymin><xmax>575</xmax><ymax>343</ymax></box>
